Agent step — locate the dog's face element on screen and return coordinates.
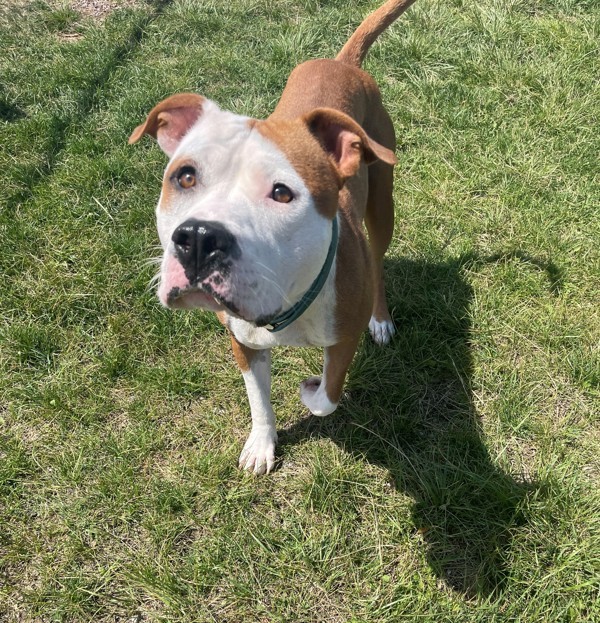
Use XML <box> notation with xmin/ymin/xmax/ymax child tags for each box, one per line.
<box><xmin>151</xmin><ymin>99</ymin><xmax>338</xmax><ymax>325</ymax></box>
<box><xmin>130</xmin><ymin>94</ymin><xmax>395</xmax><ymax>325</ymax></box>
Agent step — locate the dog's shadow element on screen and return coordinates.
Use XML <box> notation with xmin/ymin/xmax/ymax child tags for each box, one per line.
<box><xmin>280</xmin><ymin>253</ymin><xmax>551</xmax><ymax>597</ymax></box>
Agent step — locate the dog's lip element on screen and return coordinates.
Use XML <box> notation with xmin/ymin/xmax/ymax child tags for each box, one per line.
<box><xmin>166</xmin><ymin>283</ymin><xmax>241</xmax><ymax>314</ymax></box>
<box><xmin>165</xmin><ymin>281</ymin><xmax>282</xmax><ymax>327</ymax></box>
<box><xmin>167</xmin><ymin>285</ymin><xmax>224</xmax><ymax>309</ymax></box>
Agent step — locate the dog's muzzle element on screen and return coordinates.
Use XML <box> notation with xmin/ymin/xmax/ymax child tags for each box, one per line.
<box><xmin>171</xmin><ymin>218</ymin><xmax>240</xmax><ymax>285</ymax></box>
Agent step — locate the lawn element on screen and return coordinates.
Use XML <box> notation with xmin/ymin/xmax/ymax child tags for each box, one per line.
<box><xmin>0</xmin><ymin>0</ymin><xmax>598</xmax><ymax>621</ymax></box>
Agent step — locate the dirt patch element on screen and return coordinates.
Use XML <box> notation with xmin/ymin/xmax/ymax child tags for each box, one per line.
<box><xmin>0</xmin><ymin>0</ymin><xmax>146</xmax><ymax>22</ymax></box>
<box><xmin>61</xmin><ymin>0</ymin><xmax>142</xmax><ymax>20</ymax></box>
<box><xmin>0</xmin><ymin>0</ymin><xmax>145</xmax><ymax>24</ymax></box>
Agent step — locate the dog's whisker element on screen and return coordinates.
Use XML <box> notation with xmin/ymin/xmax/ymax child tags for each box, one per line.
<box><xmin>143</xmin><ymin>256</ymin><xmax>163</xmax><ymax>268</ymax></box>
<box><xmin>255</xmin><ymin>271</ymin><xmax>293</xmax><ymax>307</ymax></box>
<box><xmin>148</xmin><ymin>271</ymin><xmax>161</xmax><ymax>285</ymax></box>
<box><xmin>254</xmin><ymin>261</ymin><xmax>278</xmax><ymax>279</ymax></box>
<box><xmin>146</xmin><ymin>271</ymin><xmax>161</xmax><ymax>293</ymax></box>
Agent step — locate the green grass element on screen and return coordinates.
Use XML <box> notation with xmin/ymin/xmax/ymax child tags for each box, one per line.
<box><xmin>1</xmin><ymin>0</ymin><xmax>599</xmax><ymax>620</ymax></box>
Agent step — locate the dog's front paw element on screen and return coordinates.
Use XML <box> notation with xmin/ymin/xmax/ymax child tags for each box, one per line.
<box><xmin>369</xmin><ymin>316</ymin><xmax>395</xmax><ymax>345</ymax></box>
<box><xmin>300</xmin><ymin>376</ymin><xmax>338</xmax><ymax>417</ymax></box>
<box><xmin>239</xmin><ymin>427</ymin><xmax>278</xmax><ymax>475</ymax></box>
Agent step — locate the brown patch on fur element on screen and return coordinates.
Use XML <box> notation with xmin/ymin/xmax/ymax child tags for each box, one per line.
<box><xmin>266</xmin><ymin>58</ymin><xmax>396</xmax><ymax>343</ymax></box>
<box><xmin>270</xmin><ymin>60</ymin><xmax>394</xmax><ymax>145</ymax></box>
<box><xmin>365</xmin><ymin>160</ymin><xmax>395</xmax><ymax>325</ymax></box>
<box><xmin>319</xmin><ymin>203</ymin><xmax>374</xmax><ymax>404</ymax></box>
<box><xmin>323</xmin><ymin>334</ymin><xmax>364</xmax><ymax>404</ymax></box>
<box><xmin>158</xmin><ymin>156</ymin><xmax>196</xmax><ymax>212</ymax></box>
<box><xmin>304</xmin><ymin>108</ymin><xmax>396</xmax><ymax>173</ymax></box>
<box><xmin>216</xmin><ymin>311</ymin><xmax>228</xmax><ymax>327</ymax></box>
<box><xmin>255</xmin><ymin>118</ymin><xmax>341</xmax><ymax>219</ymax></box>
<box><xmin>336</xmin><ymin>0</ymin><xmax>417</xmax><ymax>68</ymax></box>
<box><xmin>272</xmin><ymin>59</ymin><xmax>370</xmax><ymax>122</ymax></box>
<box><xmin>257</xmin><ymin>57</ymin><xmax>395</xmax><ymax>345</ymax></box>
<box><xmin>230</xmin><ymin>334</ymin><xmax>257</xmax><ymax>372</ymax></box>
<box><xmin>220</xmin><ymin>313</ymin><xmax>258</xmax><ymax>373</ymax></box>
<box><xmin>129</xmin><ymin>93</ymin><xmax>204</xmax><ymax>156</ymax></box>
<box><xmin>333</xmin><ymin>194</ymin><xmax>374</xmax><ymax>342</ymax></box>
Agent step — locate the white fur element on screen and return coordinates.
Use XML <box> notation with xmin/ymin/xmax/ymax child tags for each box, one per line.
<box><xmin>237</xmin><ymin>349</ymin><xmax>277</xmax><ymax>475</ymax></box>
<box><xmin>226</xmin><ymin>229</ymin><xmax>338</xmax><ymax>350</ymax></box>
<box><xmin>369</xmin><ymin>316</ymin><xmax>395</xmax><ymax>345</ymax></box>
<box><xmin>300</xmin><ymin>376</ymin><xmax>338</xmax><ymax>416</ymax></box>
<box><xmin>299</xmin><ymin>347</ymin><xmax>340</xmax><ymax>417</ymax></box>
<box><xmin>239</xmin><ymin>425</ymin><xmax>277</xmax><ymax>475</ymax></box>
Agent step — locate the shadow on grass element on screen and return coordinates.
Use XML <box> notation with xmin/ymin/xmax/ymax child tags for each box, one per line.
<box><xmin>4</xmin><ymin>0</ymin><xmax>173</xmax><ymax>212</ymax></box>
<box><xmin>0</xmin><ymin>95</ymin><xmax>25</xmax><ymax>122</ymax></box>
<box><xmin>279</xmin><ymin>253</ymin><xmax>553</xmax><ymax>597</ymax></box>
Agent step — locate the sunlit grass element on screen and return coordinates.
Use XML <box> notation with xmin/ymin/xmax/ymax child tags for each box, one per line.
<box><xmin>1</xmin><ymin>0</ymin><xmax>598</xmax><ymax>621</ymax></box>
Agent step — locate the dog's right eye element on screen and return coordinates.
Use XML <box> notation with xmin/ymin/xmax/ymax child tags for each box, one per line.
<box><xmin>176</xmin><ymin>167</ymin><xmax>197</xmax><ymax>189</ymax></box>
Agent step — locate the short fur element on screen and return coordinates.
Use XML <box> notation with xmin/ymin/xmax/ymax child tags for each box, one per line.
<box><xmin>130</xmin><ymin>0</ymin><xmax>416</xmax><ymax>474</ymax></box>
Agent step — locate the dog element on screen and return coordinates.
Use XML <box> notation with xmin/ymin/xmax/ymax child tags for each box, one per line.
<box><xmin>129</xmin><ymin>0</ymin><xmax>416</xmax><ymax>474</ymax></box>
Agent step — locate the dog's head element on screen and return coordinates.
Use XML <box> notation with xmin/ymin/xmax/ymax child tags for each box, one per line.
<box><xmin>129</xmin><ymin>93</ymin><xmax>395</xmax><ymax>325</ymax></box>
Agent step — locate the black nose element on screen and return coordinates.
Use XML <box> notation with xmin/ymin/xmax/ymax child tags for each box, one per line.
<box><xmin>171</xmin><ymin>219</ymin><xmax>239</xmax><ymax>283</ymax></box>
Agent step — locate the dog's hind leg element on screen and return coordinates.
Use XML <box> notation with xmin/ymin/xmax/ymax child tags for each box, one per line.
<box><xmin>365</xmin><ymin>159</ymin><xmax>396</xmax><ymax>345</ymax></box>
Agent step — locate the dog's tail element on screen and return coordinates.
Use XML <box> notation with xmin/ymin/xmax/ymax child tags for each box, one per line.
<box><xmin>336</xmin><ymin>0</ymin><xmax>417</xmax><ymax>67</ymax></box>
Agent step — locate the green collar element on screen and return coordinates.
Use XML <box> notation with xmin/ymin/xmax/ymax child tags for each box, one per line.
<box><xmin>266</xmin><ymin>217</ymin><xmax>339</xmax><ymax>333</ymax></box>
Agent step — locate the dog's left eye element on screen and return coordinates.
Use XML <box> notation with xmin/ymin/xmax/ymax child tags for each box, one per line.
<box><xmin>176</xmin><ymin>167</ymin><xmax>197</xmax><ymax>189</ymax></box>
<box><xmin>271</xmin><ymin>183</ymin><xmax>294</xmax><ymax>203</ymax></box>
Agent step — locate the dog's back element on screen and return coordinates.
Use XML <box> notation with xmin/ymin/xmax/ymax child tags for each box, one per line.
<box><xmin>271</xmin><ymin>0</ymin><xmax>415</xmax><ymax>142</ymax></box>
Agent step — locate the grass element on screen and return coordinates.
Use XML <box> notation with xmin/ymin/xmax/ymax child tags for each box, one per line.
<box><xmin>0</xmin><ymin>0</ymin><xmax>598</xmax><ymax>620</ymax></box>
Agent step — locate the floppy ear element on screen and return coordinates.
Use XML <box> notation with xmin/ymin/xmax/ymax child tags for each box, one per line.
<box><xmin>128</xmin><ymin>93</ymin><xmax>205</xmax><ymax>156</ymax></box>
<box><xmin>303</xmin><ymin>108</ymin><xmax>397</xmax><ymax>180</ymax></box>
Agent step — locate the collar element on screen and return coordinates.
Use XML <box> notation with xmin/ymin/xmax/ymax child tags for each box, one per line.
<box><xmin>265</xmin><ymin>216</ymin><xmax>339</xmax><ymax>333</ymax></box>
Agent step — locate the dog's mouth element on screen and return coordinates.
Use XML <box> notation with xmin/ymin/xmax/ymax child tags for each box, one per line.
<box><xmin>165</xmin><ymin>283</ymin><xmax>284</xmax><ymax>329</ymax></box>
<box><xmin>159</xmin><ymin>256</ymin><xmax>283</xmax><ymax>326</ymax></box>
<box><xmin>166</xmin><ymin>282</ymin><xmax>240</xmax><ymax>314</ymax></box>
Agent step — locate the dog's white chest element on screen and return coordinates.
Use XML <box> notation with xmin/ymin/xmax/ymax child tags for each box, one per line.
<box><xmin>226</xmin><ymin>269</ymin><xmax>338</xmax><ymax>349</ymax></box>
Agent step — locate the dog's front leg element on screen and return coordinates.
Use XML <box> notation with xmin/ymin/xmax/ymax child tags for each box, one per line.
<box><xmin>230</xmin><ymin>335</ymin><xmax>277</xmax><ymax>475</ymax></box>
<box><xmin>300</xmin><ymin>335</ymin><xmax>361</xmax><ymax>417</ymax></box>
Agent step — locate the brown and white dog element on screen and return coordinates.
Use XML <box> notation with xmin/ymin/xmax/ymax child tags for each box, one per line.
<box><xmin>129</xmin><ymin>0</ymin><xmax>416</xmax><ymax>474</ymax></box>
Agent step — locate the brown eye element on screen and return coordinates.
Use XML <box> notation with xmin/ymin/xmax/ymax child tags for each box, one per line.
<box><xmin>271</xmin><ymin>183</ymin><xmax>294</xmax><ymax>203</ymax></box>
<box><xmin>177</xmin><ymin>167</ymin><xmax>197</xmax><ymax>189</ymax></box>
